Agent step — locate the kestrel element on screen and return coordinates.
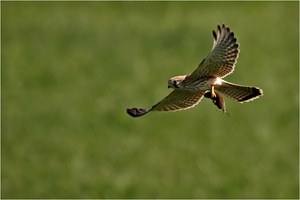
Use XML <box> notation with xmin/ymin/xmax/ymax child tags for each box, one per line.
<box><xmin>127</xmin><ymin>24</ymin><xmax>263</xmax><ymax>117</ymax></box>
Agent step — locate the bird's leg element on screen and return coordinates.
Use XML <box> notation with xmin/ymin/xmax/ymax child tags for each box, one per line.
<box><xmin>211</xmin><ymin>85</ymin><xmax>217</xmax><ymax>98</ymax></box>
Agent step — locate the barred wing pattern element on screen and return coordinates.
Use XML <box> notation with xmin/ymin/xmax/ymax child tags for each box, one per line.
<box><xmin>216</xmin><ymin>81</ymin><xmax>263</xmax><ymax>103</ymax></box>
<box><xmin>191</xmin><ymin>24</ymin><xmax>239</xmax><ymax>78</ymax></box>
<box><xmin>150</xmin><ymin>90</ymin><xmax>205</xmax><ymax>112</ymax></box>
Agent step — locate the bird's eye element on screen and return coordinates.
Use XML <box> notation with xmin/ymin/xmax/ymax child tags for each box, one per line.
<box><xmin>172</xmin><ymin>80</ymin><xmax>177</xmax><ymax>85</ymax></box>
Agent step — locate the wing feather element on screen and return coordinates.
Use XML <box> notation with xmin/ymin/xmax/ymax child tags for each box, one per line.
<box><xmin>150</xmin><ymin>90</ymin><xmax>205</xmax><ymax>112</ymax></box>
<box><xmin>190</xmin><ymin>24</ymin><xmax>239</xmax><ymax>78</ymax></box>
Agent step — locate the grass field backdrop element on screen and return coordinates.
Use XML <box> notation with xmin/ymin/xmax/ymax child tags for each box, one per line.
<box><xmin>2</xmin><ymin>1</ymin><xmax>299</xmax><ymax>198</ymax></box>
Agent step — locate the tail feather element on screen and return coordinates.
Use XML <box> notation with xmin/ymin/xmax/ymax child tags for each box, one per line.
<box><xmin>216</xmin><ymin>81</ymin><xmax>263</xmax><ymax>103</ymax></box>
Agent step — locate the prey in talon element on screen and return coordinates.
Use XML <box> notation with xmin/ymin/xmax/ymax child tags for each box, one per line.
<box><xmin>204</xmin><ymin>91</ymin><xmax>228</xmax><ymax>115</ymax></box>
<box><xmin>127</xmin><ymin>24</ymin><xmax>263</xmax><ymax>118</ymax></box>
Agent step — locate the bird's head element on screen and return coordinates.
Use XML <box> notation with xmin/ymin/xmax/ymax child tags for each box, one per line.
<box><xmin>168</xmin><ymin>75</ymin><xmax>187</xmax><ymax>89</ymax></box>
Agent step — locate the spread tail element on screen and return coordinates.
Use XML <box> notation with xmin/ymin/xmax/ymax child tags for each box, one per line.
<box><xmin>216</xmin><ymin>81</ymin><xmax>263</xmax><ymax>103</ymax></box>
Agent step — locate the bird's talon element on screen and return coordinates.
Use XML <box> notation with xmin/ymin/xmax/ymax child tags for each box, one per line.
<box><xmin>210</xmin><ymin>85</ymin><xmax>217</xmax><ymax>98</ymax></box>
<box><xmin>211</xmin><ymin>91</ymin><xmax>217</xmax><ymax>98</ymax></box>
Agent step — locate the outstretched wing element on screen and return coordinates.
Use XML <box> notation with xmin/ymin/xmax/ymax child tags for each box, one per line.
<box><xmin>190</xmin><ymin>24</ymin><xmax>239</xmax><ymax>78</ymax></box>
<box><xmin>150</xmin><ymin>89</ymin><xmax>205</xmax><ymax>112</ymax></box>
<box><xmin>126</xmin><ymin>90</ymin><xmax>204</xmax><ymax>117</ymax></box>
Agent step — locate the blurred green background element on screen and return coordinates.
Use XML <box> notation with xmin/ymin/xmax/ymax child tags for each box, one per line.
<box><xmin>2</xmin><ymin>1</ymin><xmax>299</xmax><ymax>198</ymax></box>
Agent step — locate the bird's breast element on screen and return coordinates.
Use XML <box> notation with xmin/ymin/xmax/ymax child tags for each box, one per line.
<box><xmin>181</xmin><ymin>76</ymin><xmax>218</xmax><ymax>91</ymax></box>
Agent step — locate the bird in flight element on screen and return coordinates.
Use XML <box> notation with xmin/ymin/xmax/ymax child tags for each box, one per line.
<box><xmin>127</xmin><ymin>24</ymin><xmax>263</xmax><ymax>117</ymax></box>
